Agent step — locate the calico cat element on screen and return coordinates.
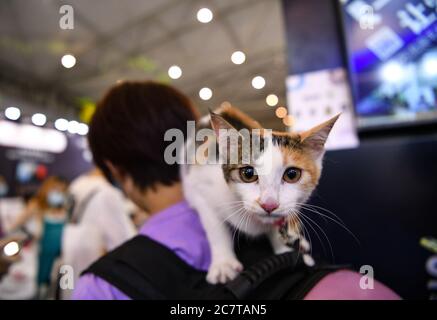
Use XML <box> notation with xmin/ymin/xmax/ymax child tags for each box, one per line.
<box><xmin>181</xmin><ymin>105</ymin><xmax>339</xmax><ymax>284</ymax></box>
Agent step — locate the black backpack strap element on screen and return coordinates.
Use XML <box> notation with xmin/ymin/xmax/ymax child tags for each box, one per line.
<box><xmin>82</xmin><ymin>235</ymin><xmax>216</xmax><ymax>299</ymax></box>
<box><xmin>225</xmin><ymin>251</ymin><xmax>302</xmax><ymax>299</ymax></box>
<box><xmin>225</xmin><ymin>252</ymin><xmax>346</xmax><ymax>300</ymax></box>
<box><xmin>70</xmin><ymin>188</ymin><xmax>100</xmax><ymax>224</ymax></box>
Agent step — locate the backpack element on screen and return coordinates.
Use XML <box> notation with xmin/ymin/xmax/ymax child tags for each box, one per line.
<box><xmin>82</xmin><ymin>234</ymin><xmax>346</xmax><ymax>299</ymax></box>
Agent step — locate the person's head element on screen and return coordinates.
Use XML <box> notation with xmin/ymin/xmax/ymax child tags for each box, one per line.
<box><xmin>34</xmin><ymin>176</ymin><xmax>68</xmax><ymax>211</ymax></box>
<box><xmin>88</xmin><ymin>81</ymin><xmax>199</xmax><ymax>209</ymax></box>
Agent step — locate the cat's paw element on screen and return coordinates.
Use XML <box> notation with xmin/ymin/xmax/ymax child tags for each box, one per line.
<box><xmin>206</xmin><ymin>258</ymin><xmax>243</xmax><ymax>284</ymax></box>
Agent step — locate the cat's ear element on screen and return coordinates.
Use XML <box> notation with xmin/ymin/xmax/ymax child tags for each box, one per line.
<box><xmin>210</xmin><ymin>112</ymin><xmax>237</xmax><ymax>138</ymax></box>
<box><xmin>210</xmin><ymin>112</ymin><xmax>243</xmax><ymax>162</ymax></box>
<box><xmin>299</xmin><ymin>114</ymin><xmax>340</xmax><ymax>159</ymax></box>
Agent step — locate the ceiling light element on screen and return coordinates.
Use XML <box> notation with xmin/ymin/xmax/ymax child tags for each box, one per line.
<box><xmin>31</xmin><ymin>113</ymin><xmax>47</xmax><ymax>126</ymax></box>
<box><xmin>231</xmin><ymin>51</ymin><xmax>246</xmax><ymax>65</ymax></box>
<box><xmin>67</xmin><ymin>120</ymin><xmax>79</xmax><ymax>134</ymax></box>
<box><xmin>77</xmin><ymin>123</ymin><xmax>89</xmax><ymax>136</ymax></box>
<box><xmin>199</xmin><ymin>87</ymin><xmax>213</xmax><ymax>101</ymax></box>
<box><xmin>275</xmin><ymin>107</ymin><xmax>287</xmax><ymax>119</ymax></box>
<box><xmin>197</xmin><ymin>8</ymin><xmax>213</xmax><ymax>23</ymax></box>
<box><xmin>266</xmin><ymin>94</ymin><xmax>279</xmax><ymax>107</ymax></box>
<box><xmin>54</xmin><ymin>118</ymin><xmax>69</xmax><ymax>131</ymax></box>
<box><xmin>168</xmin><ymin>65</ymin><xmax>182</xmax><ymax>79</ymax></box>
<box><xmin>0</xmin><ymin>121</ymin><xmax>67</xmax><ymax>153</ymax></box>
<box><xmin>283</xmin><ymin>115</ymin><xmax>294</xmax><ymax>127</ymax></box>
<box><xmin>252</xmin><ymin>76</ymin><xmax>266</xmax><ymax>89</ymax></box>
<box><xmin>61</xmin><ymin>54</ymin><xmax>76</xmax><ymax>68</ymax></box>
<box><xmin>5</xmin><ymin>107</ymin><xmax>21</xmax><ymax>121</ymax></box>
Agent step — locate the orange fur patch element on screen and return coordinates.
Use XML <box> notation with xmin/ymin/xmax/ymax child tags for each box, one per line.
<box><xmin>279</xmin><ymin>142</ymin><xmax>321</xmax><ymax>188</ymax></box>
<box><xmin>216</xmin><ymin>104</ymin><xmax>263</xmax><ymax>130</ymax></box>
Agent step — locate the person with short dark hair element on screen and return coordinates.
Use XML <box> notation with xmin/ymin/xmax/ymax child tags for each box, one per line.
<box><xmin>88</xmin><ymin>81</ymin><xmax>199</xmax><ymax>193</ymax></box>
<box><xmin>73</xmin><ymin>81</ymin><xmax>206</xmax><ymax>299</ymax></box>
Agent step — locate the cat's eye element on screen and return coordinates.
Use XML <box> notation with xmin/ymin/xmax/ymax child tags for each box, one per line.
<box><xmin>239</xmin><ymin>166</ymin><xmax>258</xmax><ymax>183</ymax></box>
<box><xmin>283</xmin><ymin>167</ymin><xmax>302</xmax><ymax>183</ymax></box>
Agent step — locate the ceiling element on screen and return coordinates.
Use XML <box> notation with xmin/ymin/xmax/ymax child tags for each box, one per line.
<box><xmin>0</xmin><ymin>0</ymin><xmax>288</xmax><ymax>129</ymax></box>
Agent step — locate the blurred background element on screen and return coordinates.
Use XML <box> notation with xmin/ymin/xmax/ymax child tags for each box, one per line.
<box><xmin>0</xmin><ymin>0</ymin><xmax>436</xmax><ymax>300</ymax></box>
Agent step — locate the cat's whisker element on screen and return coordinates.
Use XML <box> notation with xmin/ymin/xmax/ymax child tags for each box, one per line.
<box><xmin>296</xmin><ymin>202</ymin><xmax>346</xmax><ymax>225</ymax></box>
<box><xmin>220</xmin><ymin>201</ymin><xmax>246</xmax><ymax>206</ymax></box>
<box><xmin>298</xmin><ymin>206</ymin><xmax>360</xmax><ymax>245</ymax></box>
<box><xmin>219</xmin><ymin>200</ymin><xmax>250</xmax><ymax>211</ymax></box>
<box><xmin>219</xmin><ymin>202</ymin><xmax>247</xmax><ymax>210</ymax></box>
<box><xmin>219</xmin><ymin>200</ymin><xmax>248</xmax><ymax>206</ymax></box>
<box><xmin>222</xmin><ymin>206</ymin><xmax>246</xmax><ymax>225</ymax></box>
<box><xmin>292</xmin><ymin>211</ymin><xmax>314</xmax><ymax>256</ymax></box>
<box><xmin>294</xmin><ymin>211</ymin><xmax>323</xmax><ymax>257</ymax></box>
<box><xmin>296</xmin><ymin>203</ymin><xmax>351</xmax><ymax>233</ymax></box>
<box><xmin>219</xmin><ymin>205</ymin><xmax>245</xmax><ymax>217</ymax></box>
<box><xmin>237</xmin><ymin>211</ymin><xmax>250</xmax><ymax>248</ymax></box>
<box><xmin>219</xmin><ymin>202</ymin><xmax>247</xmax><ymax>216</ymax></box>
<box><xmin>300</xmin><ymin>203</ymin><xmax>342</xmax><ymax>220</ymax></box>
<box><xmin>236</xmin><ymin>209</ymin><xmax>251</xmax><ymax>248</ymax></box>
<box><xmin>293</xmin><ymin>210</ymin><xmax>322</xmax><ymax>257</ymax></box>
<box><xmin>223</xmin><ymin>209</ymin><xmax>243</xmax><ymax>222</ymax></box>
<box><xmin>290</xmin><ymin>209</ymin><xmax>319</xmax><ymax>257</ymax></box>
<box><xmin>232</xmin><ymin>208</ymin><xmax>248</xmax><ymax>246</ymax></box>
<box><xmin>287</xmin><ymin>211</ymin><xmax>307</xmax><ymax>259</ymax></box>
<box><xmin>298</xmin><ymin>211</ymin><xmax>335</xmax><ymax>262</ymax></box>
<box><xmin>243</xmin><ymin>209</ymin><xmax>249</xmax><ymax>232</ymax></box>
<box><xmin>298</xmin><ymin>205</ymin><xmax>328</xmax><ymax>224</ymax></box>
<box><xmin>221</xmin><ymin>201</ymin><xmax>244</xmax><ymax>207</ymax></box>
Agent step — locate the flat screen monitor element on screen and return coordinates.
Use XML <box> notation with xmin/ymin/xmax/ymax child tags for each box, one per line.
<box><xmin>339</xmin><ymin>0</ymin><xmax>437</xmax><ymax>128</ymax></box>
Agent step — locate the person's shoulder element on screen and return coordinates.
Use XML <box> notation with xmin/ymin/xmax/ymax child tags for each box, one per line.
<box><xmin>141</xmin><ymin>203</ymin><xmax>211</xmax><ymax>271</ymax></box>
<box><xmin>72</xmin><ymin>238</ymin><xmax>139</xmax><ymax>300</ymax></box>
<box><xmin>81</xmin><ymin>181</ymin><xmax>125</xmax><ymax>215</ymax></box>
<box><xmin>70</xmin><ymin>175</ymin><xmax>102</xmax><ymax>193</ymax></box>
<box><xmin>304</xmin><ymin>269</ymin><xmax>401</xmax><ymax>300</ymax></box>
<box><xmin>72</xmin><ymin>273</ymin><xmax>129</xmax><ymax>300</ymax></box>
<box><xmin>93</xmin><ymin>182</ymin><xmax>124</xmax><ymax>202</ymax></box>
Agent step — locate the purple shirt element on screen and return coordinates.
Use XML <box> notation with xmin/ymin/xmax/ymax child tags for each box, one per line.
<box><xmin>72</xmin><ymin>200</ymin><xmax>400</xmax><ymax>300</ymax></box>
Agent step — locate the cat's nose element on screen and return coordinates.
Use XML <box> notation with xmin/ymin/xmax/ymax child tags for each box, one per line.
<box><xmin>260</xmin><ymin>201</ymin><xmax>279</xmax><ymax>214</ymax></box>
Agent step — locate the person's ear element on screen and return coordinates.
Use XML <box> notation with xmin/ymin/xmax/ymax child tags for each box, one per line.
<box><xmin>299</xmin><ymin>114</ymin><xmax>340</xmax><ymax>160</ymax></box>
<box><xmin>105</xmin><ymin>161</ymin><xmax>123</xmax><ymax>183</ymax></box>
<box><xmin>105</xmin><ymin>160</ymin><xmax>136</xmax><ymax>196</ymax></box>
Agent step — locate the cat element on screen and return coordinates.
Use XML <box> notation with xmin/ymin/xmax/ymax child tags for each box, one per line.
<box><xmin>181</xmin><ymin>105</ymin><xmax>339</xmax><ymax>284</ymax></box>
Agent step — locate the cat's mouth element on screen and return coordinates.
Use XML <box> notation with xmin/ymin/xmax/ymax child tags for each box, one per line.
<box><xmin>255</xmin><ymin>213</ymin><xmax>284</xmax><ymax>224</ymax></box>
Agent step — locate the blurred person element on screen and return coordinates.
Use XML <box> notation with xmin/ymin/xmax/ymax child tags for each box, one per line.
<box><xmin>0</xmin><ymin>234</ymin><xmax>24</xmax><ymax>280</ymax></box>
<box><xmin>60</xmin><ymin>168</ymin><xmax>135</xmax><ymax>299</ymax></box>
<box><xmin>73</xmin><ymin>81</ymin><xmax>199</xmax><ymax>299</ymax></box>
<box><xmin>0</xmin><ymin>176</ymin><xmax>9</xmax><ymax>237</ymax></box>
<box><xmin>0</xmin><ymin>176</ymin><xmax>9</xmax><ymax>199</ymax></box>
<box><xmin>0</xmin><ymin>232</ymin><xmax>38</xmax><ymax>299</ymax></box>
<box><xmin>73</xmin><ymin>81</ymin><xmax>399</xmax><ymax>300</ymax></box>
<box><xmin>0</xmin><ymin>185</ymin><xmax>39</xmax><ymax>299</ymax></box>
<box><xmin>8</xmin><ymin>176</ymin><xmax>68</xmax><ymax>298</ymax></box>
